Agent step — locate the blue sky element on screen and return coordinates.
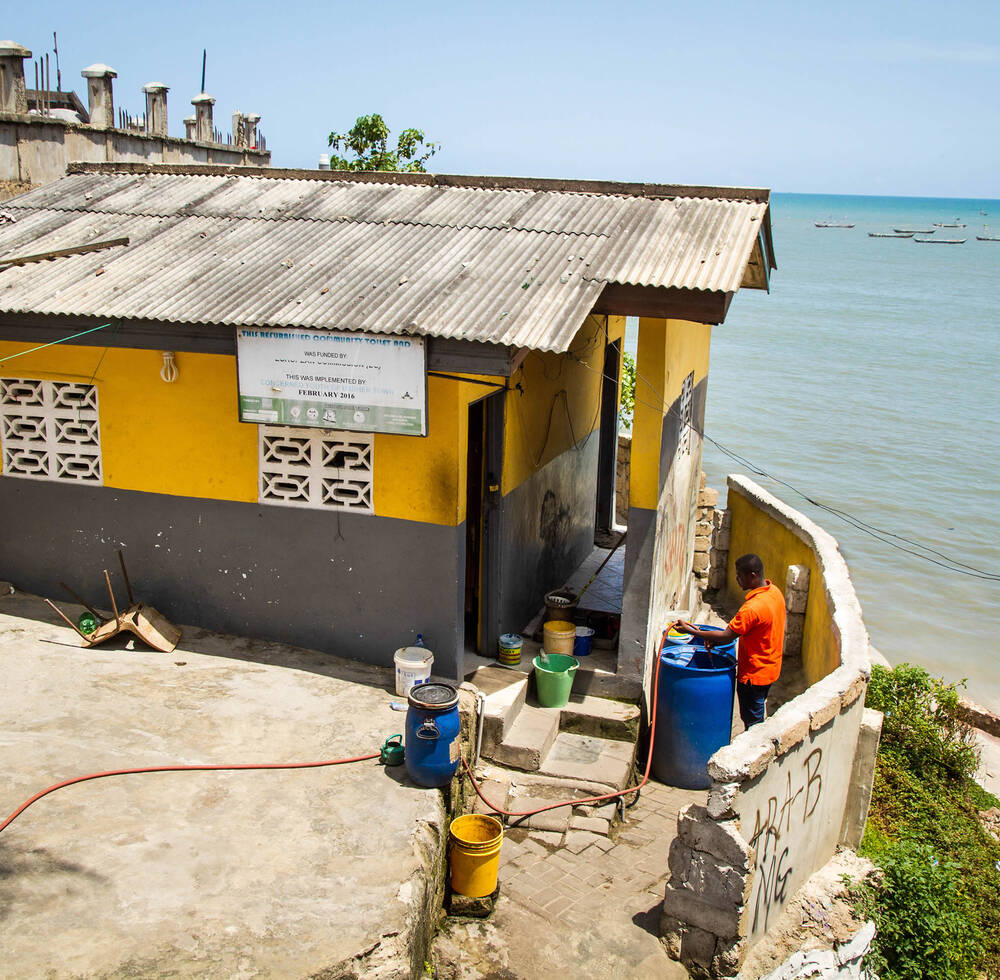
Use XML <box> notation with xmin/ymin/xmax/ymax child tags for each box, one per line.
<box><xmin>7</xmin><ymin>0</ymin><xmax>1000</xmax><ymax>197</ymax></box>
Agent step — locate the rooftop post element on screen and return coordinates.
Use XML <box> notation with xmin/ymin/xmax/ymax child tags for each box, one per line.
<box><xmin>0</xmin><ymin>41</ymin><xmax>31</xmax><ymax>114</ymax></box>
<box><xmin>191</xmin><ymin>92</ymin><xmax>215</xmax><ymax>143</ymax></box>
<box><xmin>81</xmin><ymin>64</ymin><xmax>117</xmax><ymax>129</ymax></box>
<box><xmin>142</xmin><ymin>82</ymin><xmax>168</xmax><ymax>137</ymax></box>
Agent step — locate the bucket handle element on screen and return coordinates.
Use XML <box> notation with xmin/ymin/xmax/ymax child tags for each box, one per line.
<box><xmin>416</xmin><ymin>717</ymin><xmax>440</xmax><ymax>740</ymax></box>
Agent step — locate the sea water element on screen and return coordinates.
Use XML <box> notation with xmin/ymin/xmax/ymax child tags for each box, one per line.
<box><xmin>626</xmin><ymin>192</ymin><xmax>1000</xmax><ymax>712</ymax></box>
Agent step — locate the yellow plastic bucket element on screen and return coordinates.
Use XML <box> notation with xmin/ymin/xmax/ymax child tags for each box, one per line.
<box><xmin>449</xmin><ymin>814</ymin><xmax>504</xmax><ymax>898</ymax></box>
<box><xmin>542</xmin><ymin>619</ymin><xmax>576</xmax><ymax>655</ymax></box>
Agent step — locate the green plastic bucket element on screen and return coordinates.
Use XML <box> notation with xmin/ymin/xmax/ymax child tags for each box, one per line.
<box><xmin>533</xmin><ymin>654</ymin><xmax>579</xmax><ymax>708</ymax></box>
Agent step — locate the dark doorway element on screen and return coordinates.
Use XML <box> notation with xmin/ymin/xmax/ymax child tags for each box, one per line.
<box><xmin>464</xmin><ymin>390</ymin><xmax>505</xmax><ymax>660</ymax></box>
<box><xmin>595</xmin><ymin>338</ymin><xmax>622</xmax><ymax>533</ymax></box>
<box><xmin>464</xmin><ymin>399</ymin><xmax>485</xmax><ymax>648</ymax></box>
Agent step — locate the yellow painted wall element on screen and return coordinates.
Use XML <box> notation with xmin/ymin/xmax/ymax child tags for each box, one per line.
<box><xmin>375</xmin><ymin>375</ymin><xmax>504</xmax><ymax>525</ymax></box>
<box><xmin>726</xmin><ymin>491</ymin><xmax>839</xmax><ymax>684</ymax></box>
<box><xmin>503</xmin><ymin>314</ymin><xmax>607</xmax><ymax>493</ymax></box>
<box><xmin>630</xmin><ymin>317</ymin><xmax>713</xmax><ymax>510</ymax></box>
<box><xmin>0</xmin><ymin>340</ymin><xmax>502</xmax><ymax>526</ymax></box>
<box><xmin>606</xmin><ymin>314</ymin><xmax>626</xmax><ymax>346</ymax></box>
<box><xmin>0</xmin><ymin>342</ymin><xmax>259</xmax><ymax>501</ymax></box>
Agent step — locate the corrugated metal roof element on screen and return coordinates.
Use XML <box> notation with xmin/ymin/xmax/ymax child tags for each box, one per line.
<box><xmin>0</xmin><ymin>166</ymin><xmax>774</xmax><ymax>353</ymax></box>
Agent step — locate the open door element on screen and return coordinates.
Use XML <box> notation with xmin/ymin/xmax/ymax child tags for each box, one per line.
<box><xmin>595</xmin><ymin>338</ymin><xmax>622</xmax><ymax>533</ymax></box>
<box><xmin>464</xmin><ymin>390</ymin><xmax>505</xmax><ymax>663</ymax></box>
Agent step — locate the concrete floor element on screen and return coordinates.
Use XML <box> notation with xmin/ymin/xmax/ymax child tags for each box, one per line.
<box><xmin>0</xmin><ymin>588</ymin><xmax>445</xmax><ymax>979</ymax></box>
<box><xmin>431</xmin><ymin>778</ymin><xmax>696</xmax><ymax>979</ymax></box>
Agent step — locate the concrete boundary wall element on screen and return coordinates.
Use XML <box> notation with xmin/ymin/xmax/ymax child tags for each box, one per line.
<box><xmin>661</xmin><ymin>475</ymin><xmax>873</xmax><ymax>978</ymax></box>
<box><xmin>0</xmin><ymin>113</ymin><xmax>269</xmax><ymax>185</ymax></box>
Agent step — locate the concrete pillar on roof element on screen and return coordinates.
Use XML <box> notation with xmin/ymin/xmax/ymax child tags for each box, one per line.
<box><xmin>231</xmin><ymin>111</ymin><xmax>245</xmax><ymax>148</ymax></box>
<box><xmin>244</xmin><ymin>112</ymin><xmax>261</xmax><ymax>149</ymax></box>
<box><xmin>142</xmin><ymin>82</ymin><xmax>169</xmax><ymax>137</ymax></box>
<box><xmin>191</xmin><ymin>92</ymin><xmax>215</xmax><ymax>143</ymax></box>
<box><xmin>82</xmin><ymin>64</ymin><xmax>117</xmax><ymax>129</ymax></box>
<box><xmin>0</xmin><ymin>41</ymin><xmax>32</xmax><ymax>114</ymax></box>
<box><xmin>183</xmin><ymin>115</ymin><xmax>196</xmax><ymax>140</ymax></box>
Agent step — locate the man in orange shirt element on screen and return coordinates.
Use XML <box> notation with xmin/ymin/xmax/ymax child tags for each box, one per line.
<box><xmin>672</xmin><ymin>553</ymin><xmax>786</xmax><ymax>729</ymax></box>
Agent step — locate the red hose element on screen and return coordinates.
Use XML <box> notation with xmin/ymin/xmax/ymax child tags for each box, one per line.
<box><xmin>0</xmin><ymin>753</ymin><xmax>380</xmax><ymax>835</ymax></box>
<box><xmin>2</xmin><ymin>643</ymin><xmax>668</xmax><ymax>835</ymax></box>
<box><xmin>461</xmin><ymin>643</ymin><xmax>665</xmax><ymax>820</ymax></box>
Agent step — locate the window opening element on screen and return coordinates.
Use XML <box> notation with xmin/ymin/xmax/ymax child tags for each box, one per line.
<box><xmin>259</xmin><ymin>425</ymin><xmax>373</xmax><ymax>513</ymax></box>
<box><xmin>0</xmin><ymin>378</ymin><xmax>102</xmax><ymax>484</ymax></box>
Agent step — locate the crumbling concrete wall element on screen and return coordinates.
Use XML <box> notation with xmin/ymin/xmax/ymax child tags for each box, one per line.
<box><xmin>0</xmin><ymin>113</ymin><xmax>269</xmax><ymax>185</ymax></box>
<box><xmin>661</xmin><ymin>476</ymin><xmax>874</xmax><ymax>978</ymax></box>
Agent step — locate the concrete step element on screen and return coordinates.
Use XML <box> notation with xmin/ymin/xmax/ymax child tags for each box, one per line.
<box><xmin>558</xmin><ymin>692</ymin><xmax>639</xmax><ymax>742</ymax></box>
<box><xmin>469</xmin><ymin>640</ymin><xmax>641</xmax><ymax>701</ymax></box>
<box><xmin>470</xmin><ymin>767</ymin><xmax>621</xmax><ymax>838</ymax></box>
<box><xmin>489</xmin><ymin>704</ymin><xmax>559</xmax><ymax>771</ymax></box>
<box><xmin>467</xmin><ymin>665</ymin><xmax>528</xmax><ymax>759</ymax></box>
<box><xmin>536</xmin><ymin>732</ymin><xmax>636</xmax><ymax>791</ymax></box>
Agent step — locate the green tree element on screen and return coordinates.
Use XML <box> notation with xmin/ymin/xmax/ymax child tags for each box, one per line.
<box><xmin>327</xmin><ymin>114</ymin><xmax>438</xmax><ymax>172</ymax></box>
<box><xmin>619</xmin><ymin>352</ymin><xmax>636</xmax><ymax>430</ymax></box>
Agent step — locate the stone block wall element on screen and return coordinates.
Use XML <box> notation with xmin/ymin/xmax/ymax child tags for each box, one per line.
<box><xmin>691</xmin><ymin>471</ymin><xmax>730</xmax><ymax>593</ymax></box>
<box><xmin>661</xmin><ymin>476</ymin><xmax>875</xmax><ymax>978</ymax></box>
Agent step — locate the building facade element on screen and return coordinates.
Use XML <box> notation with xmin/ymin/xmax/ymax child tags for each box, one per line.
<box><xmin>0</xmin><ymin>163</ymin><xmax>774</xmax><ymax>691</ymax></box>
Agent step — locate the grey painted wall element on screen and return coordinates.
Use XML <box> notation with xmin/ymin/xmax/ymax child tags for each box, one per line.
<box><xmin>0</xmin><ymin>479</ymin><xmax>465</xmax><ymax>679</ymax></box>
<box><xmin>619</xmin><ymin>377</ymin><xmax>709</xmax><ymax>702</ymax></box>
<box><xmin>498</xmin><ymin>432</ymin><xmax>600</xmax><ymax>634</ymax></box>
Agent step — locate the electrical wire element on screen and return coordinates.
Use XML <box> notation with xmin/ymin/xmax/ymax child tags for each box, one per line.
<box><xmin>0</xmin><ymin>322</ymin><xmax>112</xmax><ymax>364</ymax></box>
<box><xmin>576</xmin><ymin>341</ymin><xmax>1000</xmax><ymax>582</ymax></box>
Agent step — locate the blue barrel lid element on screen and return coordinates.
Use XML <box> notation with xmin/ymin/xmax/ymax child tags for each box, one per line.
<box><xmin>499</xmin><ymin>633</ymin><xmax>523</xmax><ymax>647</ymax></box>
<box><xmin>408</xmin><ymin>682</ymin><xmax>458</xmax><ymax>711</ymax></box>
<box><xmin>661</xmin><ymin>644</ymin><xmax>697</xmax><ymax>666</ymax></box>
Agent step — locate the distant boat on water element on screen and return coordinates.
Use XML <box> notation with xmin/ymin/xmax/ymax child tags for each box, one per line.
<box><xmin>914</xmin><ymin>237</ymin><xmax>966</xmax><ymax>244</ymax></box>
<box><xmin>869</xmin><ymin>232</ymin><xmax>914</xmax><ymax>238</ymax></box>
<box><xmin>933</xmin><ymin>222</ymin><xmax>966</xmax><ymax>228</ymax></box>
<box><xmin>814</xmin><ymin>220</ymin><xmax>855</xmax><ymax>228</ymax></box>
<box><xmin>976</xmin><ymin>235</ymin><xmax>1000</xmax><ymax>242</ymax></box>
<box><xmin>894</xmin><ymin>228</ymin><xmax>934</xmax><ymax>234</ymax></box>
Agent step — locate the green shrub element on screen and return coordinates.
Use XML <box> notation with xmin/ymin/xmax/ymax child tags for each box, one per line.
<box><xmin>851</xmin><ymin>839</ymin><xmax>982</xmax><ymax>980</ymax></box>
<box><xmin>865</xmin><ymin>664</ymin><xmax>978</xmax><ymax>782</ymax></box>
<box><xmin>857</xmin><ymin>664</ymin><xmax>1000</xmax><ymax>978</ymax></box>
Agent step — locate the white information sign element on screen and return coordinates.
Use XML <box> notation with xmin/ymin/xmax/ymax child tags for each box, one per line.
<box><xmin>236</xmin><ymin>327</ymin><xmax>427</xmax><ymax>436</ymax></box>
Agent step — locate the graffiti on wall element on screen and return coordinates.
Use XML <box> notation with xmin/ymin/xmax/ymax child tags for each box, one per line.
<box><xmin>747</xmin><ymin>747</ymin><xmax>825</xmax><ymax>935</ymax></box>
<box><xmin>649</xmin><ymin>444</ymin><xmax>699</xmax><ymax>619</ymax></box>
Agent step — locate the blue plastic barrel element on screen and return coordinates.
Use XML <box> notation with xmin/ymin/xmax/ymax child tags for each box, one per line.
<box><xmin>405</xmin><ymin>683</ymin><xmax>461</xmax><ymax>787</ymax></box>
<box><xmin>652</xmin><ymin>638</ymin><xmax>736</xmax><ymax>789</ymax></box>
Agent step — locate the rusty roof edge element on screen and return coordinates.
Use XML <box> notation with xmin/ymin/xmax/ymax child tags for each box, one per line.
<box><xmin>64</xmin><ymin>161</ymin><xmax>771</xmax><ymax>204</ymax></box>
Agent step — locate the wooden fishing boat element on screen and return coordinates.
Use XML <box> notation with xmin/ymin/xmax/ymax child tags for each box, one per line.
<box><xmin>869</xmin><ymin>232</ymin><xmax>913</xmax><ymax>238</ymax></box>
<box><xmin>914</xmin><ymin>237</ymin><xmax>966</xmax><ymax>244</ymax></box>
<box><xmin>976</xmin><ymin>235</ymin><xmax>1000</xmax><ymax>242</ymax></box>
<box><xmin>814</xmin><ymin>221</ymin><xmax>855</xmax><ymax>228</ymax></box>
<box><xmin>933</xmin><ymin>222</ymin><xmax>966</xmax><ymax>228</ymax></box>
<box><xmin>894</xmin><ymin>228</ymin><xmax>934</xmax><ymax>234</ymax></box>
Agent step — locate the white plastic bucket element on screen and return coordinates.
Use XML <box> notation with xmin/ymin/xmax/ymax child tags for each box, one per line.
<box><xmin>394</xmin><ymin>646</ymin><xmax>434</xmax><ymax>696</ymax></box>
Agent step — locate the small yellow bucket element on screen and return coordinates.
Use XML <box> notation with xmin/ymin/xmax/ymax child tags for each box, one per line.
<box><xmin>542</xmin><ymin>619</ymin><xmax>576</xmax><ymax>655</ymax></box>
<box><xmin>449</xmin><ymin>814</ymin><xmax>504</xmax><ymax>898</ymax></box>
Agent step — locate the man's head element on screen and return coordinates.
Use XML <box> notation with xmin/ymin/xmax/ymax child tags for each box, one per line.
<box><xmin>734</xmin><ymin>553</ymin><xmax>765</xmax><ymax>591</ymax></box>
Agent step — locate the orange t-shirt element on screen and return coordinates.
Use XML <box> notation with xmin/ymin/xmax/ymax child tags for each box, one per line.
<box><xmin>728</xmin><ymin>581</ymin><xmax>786</xmax><ymax>685</ymax></box>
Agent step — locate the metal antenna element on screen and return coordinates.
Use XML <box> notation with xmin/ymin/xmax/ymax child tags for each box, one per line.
<box><xmin>53</xmin><ymin>31</ymin><xmax>61</xmax><ymax>91</ymax></box>
<box><xmin>201</xmin><ymin>49</ymin><xmax>206</xmax><ymax>93</ymax></box>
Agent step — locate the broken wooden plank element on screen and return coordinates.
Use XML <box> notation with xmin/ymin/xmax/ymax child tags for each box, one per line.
<box><xmin>0</xmin><ymin>236</ymin><xmax>129</xmax><ymax>270</ymax></box>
